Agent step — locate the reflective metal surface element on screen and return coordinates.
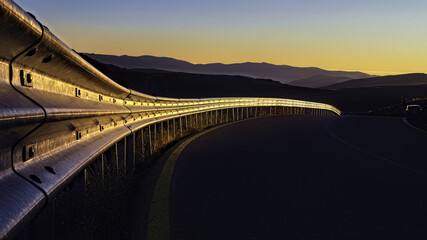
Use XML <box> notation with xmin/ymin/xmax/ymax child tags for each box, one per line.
<box><xmin>0</xmin><ymin>0</ymin><xmax>341</xmax><ymax>239</ymax></box>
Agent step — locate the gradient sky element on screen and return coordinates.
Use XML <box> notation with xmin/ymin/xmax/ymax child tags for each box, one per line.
<box><xmin>14</xmin><ymin>0</ymin><xmax>427</xmax><ymax>75</ymax></box>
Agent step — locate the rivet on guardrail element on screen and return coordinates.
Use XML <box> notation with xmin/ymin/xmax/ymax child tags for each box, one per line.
<box><xmin>124</xmin><ymin>100</ymin><xmax>127</xmax><ymax>105</ymax></box>
<box><xmin>113</xmin><ymin>99</ymin><xmax>116</xmax><ymax>103</ymax></box>
<box><xmin>113</xmin><ymin>121</ymin><xmax>117</xmax><ymax>127</ymax></box>
<box><xmin>75</xmin><ymin>88</ymin><xmax>81</xmax><ymax>98</ymax></box>
<box><xmin>42</xmin><ymin>55</ymin><xmax>54</xmax><ymax>63</ymax></box>
<box><xmin>99</xmin><ymin>95</ymin><xmax>103</xmax><ymax>101</ymax></box>
<box><xmin>44</xmin><ymin>166</ymin><xmax>56</xmax><ymax>174</ymax></box>
<box><xmin>76</xmin><ymin>130</ymin><xmax>82</xmax><ymax>140</ymax></box>
<box><xmin>29</xmin><ymin>175</ymin><xmax>42</xmax><ymax>184</ymax></box>
<box><xmin>20</xmin><ymin>71</ymin><xmax>33</xmax><ymax>87</ymax></box>
<box><xmin>133</xmin><ymin>102</ymin><xmax>136</xmax><ymax>105</ymax></box>
<box><xmin>100</xmin><ymin>125</ymin><xmax>104</xmax><ymax>131</ymax></box>
<box><xmin>23</xmin><ymin>144</ymin><xmax>36</xmax><ymax>162</ymax></box>
<box><xmin>26</xmin><ymin>48</ymin><xmax>38</xmax><ymax>56</ymax></box>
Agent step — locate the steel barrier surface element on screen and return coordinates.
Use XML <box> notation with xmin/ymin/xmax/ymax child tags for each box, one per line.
<box><xmin>0</xmin><ymin>0</ymin><xmax>341</xmax><ymax>239</ymax></box>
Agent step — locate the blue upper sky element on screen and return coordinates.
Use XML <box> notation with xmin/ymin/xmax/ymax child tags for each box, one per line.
<box><xmin>14</xmin><ymin>0</ymin><xmax>427</xmax><ymax>75</ymax></box>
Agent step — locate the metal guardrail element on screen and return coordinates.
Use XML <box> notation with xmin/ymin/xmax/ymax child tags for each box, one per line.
<box><xmin>0</xmin><ymin>0</ymin><xmax>341</xmax><ymax>239</ymax></box>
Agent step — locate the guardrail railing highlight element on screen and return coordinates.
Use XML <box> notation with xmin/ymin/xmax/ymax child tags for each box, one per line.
<box><xmin>0</xmin><ymin>0</ymin><xmax>341</xmax><ymax>239</ymax></box>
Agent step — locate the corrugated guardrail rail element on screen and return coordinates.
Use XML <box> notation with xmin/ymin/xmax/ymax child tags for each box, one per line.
<box><xmin>0</xmin><ymin>0</ymin><xmax>341</xmax><ymax>239</ymax></box>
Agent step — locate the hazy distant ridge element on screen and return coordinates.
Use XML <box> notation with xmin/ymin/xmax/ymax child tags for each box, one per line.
<box><xmin>325</xmin><ymin>73</ymin><xmax>427</xmax><ymax>89</ymax></box>
<box><xmin>84</xmin><ymin>53</ymin><xmax>372</xmax><ymax>87</ymax></box>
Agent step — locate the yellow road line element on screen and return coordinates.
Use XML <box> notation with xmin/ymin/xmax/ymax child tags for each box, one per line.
<box><xmin>147</xmin><ymin>122</ymin><xmax>236</xmax><ymax>240</ymax></box>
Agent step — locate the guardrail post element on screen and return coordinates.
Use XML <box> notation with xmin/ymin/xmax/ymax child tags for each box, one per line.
<box><xmin>117</xmin><ymin>138</ymin><xmax>126</xmax><ymax>174</ymax></box>
<box><xmin>149</xmin><ymin>125</ymin><xmax>154</xmax><ymax>156</ymax></box>
<box><xmin>85</xmin><ymin>155</ymin><xmax>107</xmax><ymax>238</ymax></box>
<box><xmin>166</xmin><ymin>120</ymin><xmax>170</xmax><ymax>143</ymax></box>
<box><xmin>172</xmin><ymin>119</ymin><xmax>175</xmax><ymax>140</ymax></box>
<box><xmin>188</xmin><ymin>115</ymin><xmax>193</xmax><ymax>131</ymax></box>
<box><xmin>160</xmin><ymin>122</ymin><xmax>164</xmax><ymax>146</ymax></box>
<box><xmin>135</xmin><ymin>130</ymin><xmax>144</xmax><ymax>165</ymax></box>
<box><xmin>184</xmin><ymin>116</ymin><xmax>188</xmax><ymax>133</ymax></box>
<box><xmin>125</xmin><ymin>133</ymin><xmax>135</xmax><ymax>173</ymax></box>
<box><xmin>202</xmin><ymin>112</ymin><xmax>206</xmax><ymax>127</ymax></box>
<box><xmin>155</xmin><ymin>123</ymin><xmax>161</xmax><ymax>153</ymax></box>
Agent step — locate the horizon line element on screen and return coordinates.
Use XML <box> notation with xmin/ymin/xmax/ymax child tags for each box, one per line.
<box><xmin>84</xmin><ymin>52</ymin><xmax>425</xmax><ymax>77</ymax></box>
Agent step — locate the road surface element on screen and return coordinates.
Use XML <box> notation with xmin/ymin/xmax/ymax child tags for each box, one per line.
<box><xmin>126</xmin><ymin>115</ymin><xmax>427</xmax><ymax>239</ymax></box>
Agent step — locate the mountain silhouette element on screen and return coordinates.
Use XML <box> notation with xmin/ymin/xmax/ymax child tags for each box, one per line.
<box><xmin>287</xmin><ymin>75</ymin><xmax>351</xmax><ymax>88</ymax></box>
<box><xmin>80</xmin><ymin>53</ymin><xmax>426</xmax><ymax>115</ymax></box>
<box><xmin>325</xmin><ymin>73</ymin><xmax>427</xmax><ymax>89</ymax></box>
<box><xmin>84</xmin><ymin>53</ymin><xmax>372</xmax><ymax>87</ymax></box>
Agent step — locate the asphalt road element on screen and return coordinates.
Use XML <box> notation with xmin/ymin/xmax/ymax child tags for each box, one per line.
<box><xmin>164</xmin><ymin>115</ymin><xmax>427</xmax><ymax>240</ymax></box>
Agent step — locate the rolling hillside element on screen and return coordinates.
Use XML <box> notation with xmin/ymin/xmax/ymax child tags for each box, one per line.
<box><xmin>80</xmin><ymin>53</ymin><xmax>426</xmax><ymax>115</ymax></box>
<box><xmin>325</xmin><ymin>73</ymin><xmax>427</xmax><ymax>89</ymax></box>
<box><xmin>84</xmin><ymin>53</ymin><xmax>371</xmax><ymax>86</ymax></box>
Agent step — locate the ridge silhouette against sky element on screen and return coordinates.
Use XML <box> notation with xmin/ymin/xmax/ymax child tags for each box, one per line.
<box><xmin>14</xmin><ymin>0</ymin><xmax>427</xmax><ymax>76</ymax></box>
<box><xmin>84</xmin><ymin>53</ymin><xmax>372</xmax><ymax>87</ymax></box>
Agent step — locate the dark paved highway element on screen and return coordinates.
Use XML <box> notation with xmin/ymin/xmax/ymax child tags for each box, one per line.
<box><xmin>126</xmin><ymin>115</ymin><xmax>427</xmax><ymax>240</ymax></box>
<box><xmin>169</xmin><ymin>115</ymin><xmax>427</xmax><ymax>240</ymax></box>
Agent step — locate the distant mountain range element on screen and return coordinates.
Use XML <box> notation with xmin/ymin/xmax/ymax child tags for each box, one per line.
<box><xmin>80</xmin><ymin>53</ymin><xmax>427</xmax><ymax>114</ymax></box>
<box><xmin>324</xmin><ymin>73</ymin><xmax>427</xmax><ymax>89</ymax></box>
<box><xmin>288</xmin><ymin>75</ymin><xmax>352</xmax><ymax>88</ymax></box>
<box><xmin>84</xmin><ymin>53</ymin><xmax>372</xmax><ymax>88</ymax></box>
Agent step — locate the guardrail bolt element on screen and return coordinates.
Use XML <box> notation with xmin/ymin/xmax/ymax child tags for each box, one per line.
<box><xmin>42</xmin><ymin>55</ymin><xmax>54</xmax><ymax>63</ymax></box>
<box><xmin>99</xmin><ymin>95</ymin><xmax>103</xmax><ymax>101</ymax></box>
<box><xmin>26</xmin><ymin>74</ymin><xmax>32</xmax><ymax>84</ymax></box>
<box><xmin>75</xmin><ymin>88</ymin><xmax>81</xmax><ymax>98</ymax></box>
<box><xmin>76</xmin><ymin>131</ymin><xmax>82</xmax><ymax>140</ymax></box>
<box><xmin>26</xmin><ymin>48</ymin><xmax>38</xmax><ymax>56</ymax></box>
<box><xmin>100</xmin><ymin>125</ymin><xmax>104</xmax><ymax>131</ymax></box>
<box><xmin>29</xmin><ymin>174</ymin><xmax>42</xmax><ymax>184</ymax></box>
<box><xmin>23</xmin><ymin>144</ymin><xmax>36</xmax><ymax>161</ymax></box>
<box><xmin>44</xmin><ymin>166</ymin><xmax>56</xmax><ymax>174</ymax></box>
<box><xmin>20</xmin><ymin>70</ymin><xmax>33</xmax><ymax>87</ymax></box>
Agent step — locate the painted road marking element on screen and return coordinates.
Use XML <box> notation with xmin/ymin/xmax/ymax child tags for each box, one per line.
<box><xmin>147</xmin><ymin>122</ymin><xmax>238</xmax><ymax>240</ymax></box>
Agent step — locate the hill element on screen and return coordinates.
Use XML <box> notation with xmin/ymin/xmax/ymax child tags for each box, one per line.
<box><xmin>80</xmin><ymin>53</ymin><xmax>335</xmax><ymax>102</ymax></box>
<box><xmin>80</xmin><ymin>53</ymin><xmax>427</xmax><ymax>115</ymax></box>
<box><xmin>325</xmin><ymin>73</ymin><xmax>427</xmax><ymax>89</ymax></box>
<box><xmin>84</xmin><ymin>53</ymin><xmax>372</xmax><ymax>86</ymax></box>
<box><xmin>287</xmin><ymin>75</ymin><xmax>351</xmax><ymax>88</ymax></box>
